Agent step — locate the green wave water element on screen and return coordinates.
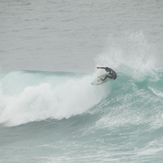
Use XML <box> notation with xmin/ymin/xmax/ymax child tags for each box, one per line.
<box><xmin>0</xmin><ymin>70</ymin><xmax>163</xmax><ymax>163</ymax></box>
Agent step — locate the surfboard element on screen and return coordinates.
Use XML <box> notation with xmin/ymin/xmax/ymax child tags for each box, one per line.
<box><xmin>91</xmin><ymin>74</ymin><xmax>110</xmax><ymax>85</ymax></box>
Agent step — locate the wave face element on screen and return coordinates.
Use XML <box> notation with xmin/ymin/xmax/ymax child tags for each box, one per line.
<box><xmin>0</xmin><ymin>33</ymin><xmax>163</xmax><ymax>163</ymax></box>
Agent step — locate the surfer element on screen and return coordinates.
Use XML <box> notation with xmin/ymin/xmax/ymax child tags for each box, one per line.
<box><xmin>97</xmin><ymin>67</ymin><xmax>117</xmax><ymax>81</ymax></box>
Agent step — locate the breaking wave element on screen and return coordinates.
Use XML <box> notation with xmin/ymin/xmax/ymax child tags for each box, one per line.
<box><xmin>0</xmin><ymin>32</ymin><xmax>162</xmax><ymax>127</ymax></box>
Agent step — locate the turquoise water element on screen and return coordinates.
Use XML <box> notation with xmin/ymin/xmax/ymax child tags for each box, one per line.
<box><xmin>0</xmin><ymin>69</ymin><xmax>163</xmax><ymax>163</ymax></box>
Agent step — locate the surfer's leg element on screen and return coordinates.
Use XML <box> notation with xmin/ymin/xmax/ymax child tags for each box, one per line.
<box><xmin>102</xmin><ymin>75</ymin><xmax>108</xmax><ymax>81</ymax></box>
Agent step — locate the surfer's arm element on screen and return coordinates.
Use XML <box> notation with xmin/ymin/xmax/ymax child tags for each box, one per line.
<box><xmin>96</xmin><ymin>67</ymin><xmax>107</xmax><ymax>69</ymax></box>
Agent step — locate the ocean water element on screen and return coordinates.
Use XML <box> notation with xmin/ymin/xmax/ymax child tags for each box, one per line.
<box><xmin>0</xmin><ymin>35</ymin><xmax>163</xmax><ymax>162</ymax></box>
<box><xmin>0</xmin><ymin>0</ymin><xmax>163</xmax><ymax>163</ymax></box>
<box><xmin>0</xmin><ymin>0</ymin><xmax>163</xmax><ymax>72</ymax></box>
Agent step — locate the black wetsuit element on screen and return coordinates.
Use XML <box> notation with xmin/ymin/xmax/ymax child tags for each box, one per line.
<box><xmin>97</xmin><ymin>67</ymin><xmax>117</xmax><ymax>80</ymax></box>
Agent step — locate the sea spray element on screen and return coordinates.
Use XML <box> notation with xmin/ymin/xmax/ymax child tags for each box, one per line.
<box><xmin>95</xmin><ymin>32</ymin><xmax>160</xmax><ymax>80</ymax></box>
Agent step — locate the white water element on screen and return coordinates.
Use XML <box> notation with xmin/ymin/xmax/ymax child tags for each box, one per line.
<box><xmin>0</xmin><ymin>73</ymin><xmax>106</xmax><ymax>126</ymax></box>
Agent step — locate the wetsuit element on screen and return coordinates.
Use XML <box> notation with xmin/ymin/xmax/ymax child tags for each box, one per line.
<box><xmin>97</xmin><ymin>67</ymin><xmax>117</xmax><ymax>80</ymax></box>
